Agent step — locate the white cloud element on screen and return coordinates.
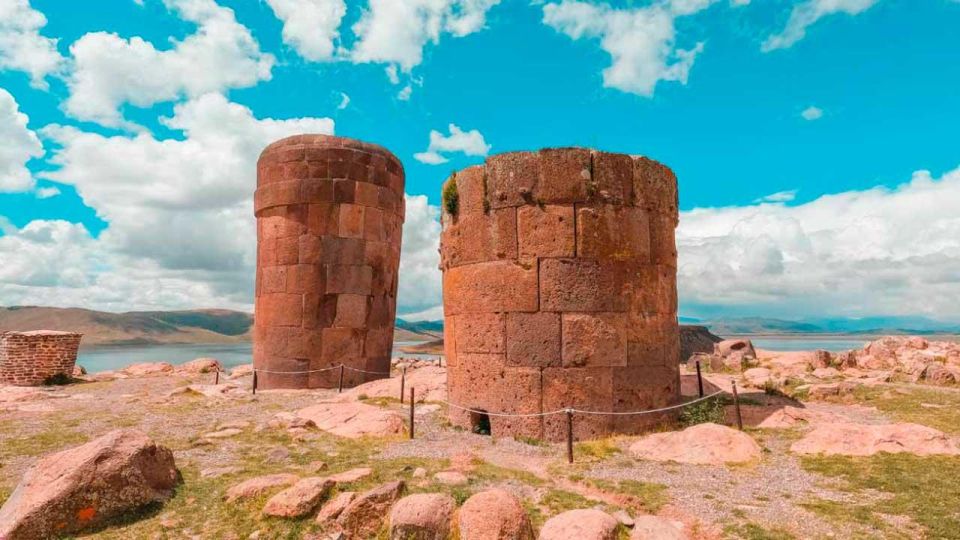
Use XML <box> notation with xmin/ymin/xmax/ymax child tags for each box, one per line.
<box><xmin>678</xmin><ymin>165</ymin><xmax>960</xmax><ymax>319</ymax></box>
<box><xmin>63</xmin><ymin>0</ymin><xmax>274</xmax><ymax>127</ymax></box>
<box><xmin>397</xmin><ymin>194</ymin><xmax>442</xmax><ymax>315</ymax></box>
<box><xmin>542</xmin><ymin>0</ymin><xmax>714</xmax><ymax>97</ymax></box>
<box><xmin>801</xmin><ymin>105</ymin><xmax>823</xmax><ymax>120</ymax></box>
<box><xmin>762</xmin><ymin>0</ymin><xmax>879</xmax><ymax>52</ymax></box>
<box><xmin>351</xmin><ymin>0</ymin><xmax>500</xmax><ymax>72</ymax></box>
<box><xmin>753</xmin><ymin>189</ymin><xmax>797</xmax><ymax>203</ymax></box>
<box><xmin>0</xmin><ymin>0</ymin><xmax>65</xmax><ymax>88</ymax></box>
<box><xmin>35</xmin><ymin>186</ymin><xmax>59</xmax><ymax>199</ymax></box>
<box><xmin>0</xmin><ymin>87</ymin><xmax>43</xmax><ymax>192</ymax></box>
<box><xmin>413</xmin><ymin>123</ymin><xmax>490</xmax><ymax>165</ymax></box>
<box><xmin>337</xmin><ymin>91</ymin><xmax>350</xmax><ymax>109</ymax></box>
<box><xmin>265</xmin><ymin>0</ymin><xmax>346</xmax><ymax>62</ymax></box>
<box><xmin>35</xmin><ymin>93</ymin><xmax>333</xmax><ymax>308</ymax></box>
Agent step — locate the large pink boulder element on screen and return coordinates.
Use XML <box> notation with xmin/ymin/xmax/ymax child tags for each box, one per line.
<box><xmin>389</xmin><ymin>493</ymin><xmax>456</xmax><ymax>540</ymax></box>
<box><xmin>629</xmin><ymin>423</ymin><xmax>762</xmax><ymax>465</ymax></box>
<box><xmin>297</xmin><ymin>401</ymin><xmax>405</xmax><ymax>438</ymax></box>
<box><xmin>791</xmin><ymin>422</ymin><xmax>960</xmax><ymax>457</ymax></box>
<box><xmin>459</xmin><ymin>489</ymin><xmax>535</xmax><ymax>540</ymax></box>
<box><xmin>0</xmin><ymin>430</ymin><xmax>179</xmax><ymax>540</ymax></box>
<box><xmin>262</xmin><ymin>477</ymin><xmax>334</xmax><ymax>518</ymax></box>
<box><xmin>225</xmin><ymin>473</ymin><xmax>299</xmax><ymax>502</ymax></box>
<box><xmin>337</xmin><ymin>480</ymin><xmax>406</xmax><ymax>538</ymax></box>
<box><xmin>175</xmin><ymin>357</ymin><xmax>222</xmax><ymax>374</ymax></box>
<box><xmin>538</xmin><ymin>509</ymin><xmax>619</xmax><ymax>540</ymax></box>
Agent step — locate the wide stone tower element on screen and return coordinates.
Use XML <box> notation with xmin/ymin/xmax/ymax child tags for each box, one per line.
<box><xmin>440</xmin><ymin>148</ymin><xmax>680</xmax><ymax>441</ymax></box>
<box><xmin>254</xmin><ymin>135</ymin><xmax>405</xmax><ymax>389</ymax></box>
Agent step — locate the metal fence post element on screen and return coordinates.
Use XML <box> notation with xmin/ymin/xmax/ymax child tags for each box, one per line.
<box><xmin>732</xmin><ymin>380</ymin><xmax>743</xmax><ymax>431</ymax></box>
<box><xmin>214</xmin><ymin>370</ymin><xmax>219</xmax><ymax>385</ymax></box>
<box><xmin>566</xmin><ymin>409</ymin><xmax>574</xmax><ymax>464</ymax></box>
<box><xmin>696</xmin><ymin>360</ymin><xmax>704</xmax><ymax>398</ymax></box>
<box><xmin>252</xmin><ymin>371</ymin><xmax>258</xmax><ymax>395</ymax></box>
<box><xmin>409</xmin><ymin>387</ymin><xmax>415</xmax><ymax>440</ymax></box>
<box><xmin>338</xmin><ymin>364</ymin><xmax>345</xmax><ymax>393</ymax></box>
<box><xmin>400</xmin><ymin>366</ymin><xmax>406</xmax><ymax>403</ymax></box>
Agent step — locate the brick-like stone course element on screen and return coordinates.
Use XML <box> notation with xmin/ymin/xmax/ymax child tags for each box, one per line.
<box><xmin>254</xmin><ymin>135</ymin><xmax>405</xmax><ymax>389</ymax></box>
<box><xmin>440</xmin><ymin>148</ymin><xmax>680</xmax><ymax>441</ymax></box>
<box><xmin>0</xmin><ymin>331</ymin><xmax>83</xmax><ymax>386</ymax></box>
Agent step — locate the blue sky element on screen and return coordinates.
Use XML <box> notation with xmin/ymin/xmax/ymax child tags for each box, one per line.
<box><xmin>1</xmin><ymin>0</ymin><xmax>958</xmax><ymax>321</ymax></box>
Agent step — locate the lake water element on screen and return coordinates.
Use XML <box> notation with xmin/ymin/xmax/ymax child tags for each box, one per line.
<box><xmin>746</xmin><ymin>337</ymin><xmax>869</xmax><ymax>352</ymax></box>
<box><xmin>78</xmin><ymin>341</ymin><xmax>439</xmax><ymax>373</ymax></box>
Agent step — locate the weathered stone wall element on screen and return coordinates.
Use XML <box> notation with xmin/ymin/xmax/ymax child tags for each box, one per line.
<box><xmin>0</xmin><ymin>331</ymin><xmax>83</xmax><ymax>386</ymax></box>
<box><xmin>254</xmin><ymin>135</ymin><xmax>405</xmax><ymax>389</ymax></box>
<box><xmin>440</xmin><ymin>148</ymin><xmax>680</xmax><ymax>441</ymax></box>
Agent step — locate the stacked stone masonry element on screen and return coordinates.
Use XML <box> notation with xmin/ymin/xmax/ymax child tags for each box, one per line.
<box><xmin>440</xmin><ymin>148</ymin><xmax>681</xmax><ymax>441</ymax></box>
<box><xmin>254</xmin><ymin>135</ymin><xmax>405</xmax><ymax>389</ymax></box>
<box><xmin>0</xmin><ymin>331</ymin><xmax>82</xmax><ymax>386</ymax></box>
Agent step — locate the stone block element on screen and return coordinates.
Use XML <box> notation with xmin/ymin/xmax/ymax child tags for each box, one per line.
<box><xmin>456</xmin><ymin>165</ymin><xmax>487</xmax><ymax>215</ymax></box>
<box><xmin>261</xmin><ymin>266</ymin><xmax>287</xmax><ymax>294</ymax></box>
<box><xmin>339</xmin><ymin>204</ymin><xmax>365</xmax><ymax>239</ymax></box>
<box><xmin>326</xmin><ymin>265</ymin><xmax>373</xmax><ymax>295</ymax></box>
<box><xmin>447</xmin><ymin>356</ymin><xmax>543</xmax><ymax>438</ymax></box>
<box><xmin>576</xmin><ymin>205</ymin><xmax>649</xmax><ymax>261</ymax></box>
<box><xmin>648</xmin><ymin>213</ymin><xmax>678</xmax><ymax>267</ymax></box>
<box><xmin>517</xmin><ymin>205</ymin><xmax>574</xmax><ymax>260</ymax></box>
<box><xmin>591</xmin><ymin>151</ymin><xmax>634</xmax><ymax>204</ymax></box>
<box><xmin>321</xmin><ymin>327</ymin><xmax>363</xmax><ymax>364</ymax></box>
<box><xmin>257</xmin><ymin>293</ymin><xmax>302</xmax><ymax>327</ymax></box>
<box><xmin>505</xmin><ymin>312</ymin><xmax>561</xmax><ymax>368</ymax></box>
<box><xmin>537</xmin><ymin>147</ymin><xmax>590</xmax><ymax>204</ymax></box>
<box><xmin>307</xmin><ymin>203</ymin><xmax>339</xmax><ymax>236</ymax></box>
<box><xmin>286</xmin><ymin>264</ymin><xmax>323</xmax><ymax>294</ymax></box>
<box><xmin>561</xmin><ymin>313</ymin><xmax>627</xmax><ymax>368</ymax></box>
<box><xmin>453</xmin><ymin>313</ymin><xmax>505</xmax><ymax>354</ymax></box>
<box><xmin>542</xmin><ymin>368</ymin><xmax>614</xmax><ymax>440</ymax></box>
<box><xmin>626</xmin><ymin>314</ymin><xmax>680</xmax><ymax>367</ymax></box>
<box><xmin>486</xmin><ymin>151</ymin><xmax>539</xmax><ymax>208</ymax></box>
<box><xmin>539</xmin><ymin>259</ymin><xmax>626</xmax><ymax>312</ymax></box>
<box><xmin>633</xmin><ymin>156</ymin><xmax>677</xmax><ymax>214</ymax></box>
<box><xmin>443</xmin><ymin>261</ymin><xmax>539</xmax><ymax>315</ymax></box>
<box><xmin>334</xmin><ymin>294</ymin><xmax>369</xmax><ymax>328</ymax></box>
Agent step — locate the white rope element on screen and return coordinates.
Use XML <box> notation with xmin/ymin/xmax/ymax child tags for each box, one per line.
<box><xmin>342</xmin><ymin>365</ymin><xmax>392</xmax><ymax>375</ymax></box>
<box><xmin>570</xmin><ymin>390</ymin><xmax>725</xmax><ymax>416</ymax></box>
<box><xmin>253</xmin><ymin>363</ymin><xmax>392</xmax><ymax>376</ymax></box>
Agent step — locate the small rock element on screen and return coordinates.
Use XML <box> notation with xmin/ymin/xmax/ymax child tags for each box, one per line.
<box><xmin>266</xmin><ymin>446</ymin><xmax>291</xmax><ymax>463</ymax></box>
<box><xmin>630</xmin><ymin>516</ymin><xmax>688</xmax><ymax>540</ymax></box>
<box><xmin>73</xmin><ymin>364</ymin><xmax>87</xmax><ymax>376</ymax></box>
<box><xmin>203</xmin><ymin>428</ymin><xmax>243</xmax><ymax>439</ymax></box>
<box><xmin>539</xmin><ymin>509</ymin><xmax>619</xmax><ymax>540</ymax></box>
<box><xmin>308</xmin><ymin>460</ymin><xmax>328</xmax><ymax>473</ymax></box>
<box><xmin>629</xmin><ymin>423</ymin><xmax>762</xmax><ymax>465</ymax></box>
<box><xmin>612</xmin><ymin>510</ymin><xmax>634</xmax><ymax>528</ymax></box>
<box><xmin>225</xmin><ymin>474</ymin><xmax>299</xmax><ymax>503</ymax></box>
<box><xmin>389</xmin><ymin>493</ymin><xmax>455</xmax><ymax>540</ymax></box>
<box><xmin>459</xmin><ymin>489</ymin><xmax>534</xmax><ymax>540</ymax></box>
<box><xmin>337</xmin><ymin>481</ymin><xmax>406</xmax><ymax>538</ymax></box>
<box><xmin>432</xmin><ymin>471</ymin><xmax>468</xmax><ymax>486</ymax></box>
<box><xmin>316</xmin><ymin>491</ymin><xmax>356</xmax><ymax>522</ymax></box>
<box><xmin>328</xmin><ymin>467</ymin><xmax>373</xmax><ymax>484</ymax></box>
<box><xmin>262</xmin><ymin>477</ymin><xmax>334</xmax><ymax>518</ymax></box>
<box><xmin>412</xmin><ymin>467</ymin><xmax>427</xmax><ymax>478</ymax></box>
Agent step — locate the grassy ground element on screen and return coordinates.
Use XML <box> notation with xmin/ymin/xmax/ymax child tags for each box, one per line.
<box><xmin>801</xmin><ymin>452</ymin><xmax>960</xmax><ymax>540</ymax></box>
<box><xmin>851</xmin><ymin>385</ymin><xmax>960</xmax><ymax>434</ymax></box>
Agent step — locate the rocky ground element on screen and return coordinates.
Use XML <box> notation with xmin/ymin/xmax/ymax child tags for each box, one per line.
<box><xmin>1</xmin><ymin>338</ymin><xmax>960</xmax><ymax>539</ymax></box>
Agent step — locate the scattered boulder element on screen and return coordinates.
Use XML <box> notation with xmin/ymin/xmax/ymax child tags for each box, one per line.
<box><xmin>203</xmin><ymin>428</ymin><xmax>243</xmax><ymax>439</ymax></box>
<box><xmin>122</xmin><ymin>362</ymin><xmax>175</xmax><ymax>377</ymax></box>
<box><xmin>389</xmin><ymin>493</ymin><xmax>456</xmax><ymax>540</ymax></box>
<box><xmin>811</xmin><ymin>367</ymin><xmax>840</xmax><ymax>379</ymax></box>
<box><xmin>341</xmin><ymin>365</ymin><xmax>447</xmax><ymax>403</ymax></box>
<box><xmin>714</xmin><ymin>339</ymin><xmax>757</xmax><ymax>370</ymax></box>
<box><xmin>337</xmin><ymin>480</ymin><xmax>406</xmax><ymax>538</ymax></box>
<box><xmin>328</xmin><ymin>467</ymin><xmax>373</xmax><ymax>484</ymax></box>
<box><xmin>743</xmin><ymin>367</ymin><xmax>774</xmax><ymax>388</ymax></box>
<box><xmin>538</xmin><ymin>508</ymin><xmax>619</xmax><ymax>540</ymax></box>
<box><xmin>176</xmin><ymin>357</ymin><xmax>222</xmax><ymax>374</ymax></box>
<box><xmin>791</xmin><ymin>422</ymin><xmax>960</xmax><ymax>457</ymax></box>
<box><xmin>806</xmin><ymin>382</ymin><xmax>858</xmax><ymax>400</ymax></box>
<box><xmin>459</xmin><ymin>489</ymin><xmax>535</xmax><ymax>540</ymax></box>
<box><xmin>200</xmin><ymin>466</ymin><xmax>241</xmax><ymax>479</ymax></box>
<box><xmin>0</xmin><ymin>430</ymin><xmax>179</xmax><ymax>539</ymax></box>
<box><xmin>630</xmin><ymin>516</ymin><xmax>688</xmax><ymax>540</ymax></box>
<box><xmin>262</xmin><ymin>477</ymin><xmax>334</xmax><ymax>518</ymax></box>
<box><xmin>225</xmin><ymin>473</ymin><xmax>299</xmax><ymax>503</ymax></box>
<box><xmin>629</xmin><ymin>423</ymin><xmax>762</xmax><ymax>465</ymax></box>
<box><xmin>72</xmin><ymin>364</ymin><xmax>87</xmax><ymax>377</ymax></box>
<box><xmin>296</xmin><ymin>401</ymin><xmax>405</xmax><ymax>438</ymax></box>
<box><xmin>230</xmin><ymin>363</ymin><xmax>254</xmax><ymax>378</ymax></box>
<box><xmin>923</xmin><ymin>364</ymin><xmax>959</xmax><ymax>385</ymax></box>
<box><xmin>316</xmin><ymin>491</ymin><xmax>356</xmax><ymax>523</ymax></box>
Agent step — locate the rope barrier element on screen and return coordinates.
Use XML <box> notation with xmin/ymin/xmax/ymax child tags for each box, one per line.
<box><xmin>438</xmin><ymin>390</ymin><xmax>725</xmax><ymax>418</ymax></box>
<box><xmin>252</xmin><ymin>364</ymin><xmax>391</xmax><ymax>376</ymax></box>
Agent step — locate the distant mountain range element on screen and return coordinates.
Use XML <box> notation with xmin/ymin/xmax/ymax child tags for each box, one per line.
<box><xmin>682</xmin><ymin>315</ymin><xmax>960</xmax><ymax>336</ymax></box>
<box><xmin>0</xmin><ymin>306</ymin><xmax>440</xmax><ymax>347</ymax></box>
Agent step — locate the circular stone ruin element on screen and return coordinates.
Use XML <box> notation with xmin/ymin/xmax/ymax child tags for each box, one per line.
<box><xmin>440</xmin><ymin>148</ymin><xmax>680</xmax><ymax>441</ymax></box>
<box><xmin>0</xmin><ymin>331</ymin><xmax>83</xmax><ymax>386</ymax></box>
<box><xmin>254</xmin><ymin>135</ymin><xmax>405</xmax><ymax>389</ymax></box>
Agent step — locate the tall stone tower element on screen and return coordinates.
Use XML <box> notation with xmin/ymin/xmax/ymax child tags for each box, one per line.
<box><xmin>254</xmin><ymin>135</ymin><xmax>405</xmax><ymax>389</ymax></box>
<box><xmin>440</xmin><ymin>148</ymin><xmax>680</xmax><ymax>441</ymax></box>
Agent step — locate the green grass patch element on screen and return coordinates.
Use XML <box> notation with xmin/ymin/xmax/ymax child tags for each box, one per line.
<box><xmin>0</xmin><ymin>424</ymin><xmax>88</xmax><ymax>460</ymax></box>
<box><xmin>442</xmin><ymin>176</ymin><xmax>459</xmax><ymax>216</ymax></box>
<box><xmin>850</xmin><ymin>385</ymin><xmax>960</xmax><ymax>434</ymax></box>
<box><xmin>724</xmin><ymin>522</ymin><xmax>796</xmax><ymax>540</ymax></box>
<box><xmin>799</xmin><ymin>498</ymin><xmax>912</xmax><ymax>539</ymax></box>
<box><xmin>581</xmin><ymin>478</ymin><xmax>668</xmax><ymax>513</ymax></box>
<box><xmin>574</xmin><ymin>439</ymin><xmax>621</xmax><ymax>461</ymax></box>
<box><xmin>679</xmin><ymin>395</ymin><xmax>725</xmax><ymax>427</ymax></box>
<box><xmin>803</xmin><ymin>452</ymin><xmax>960</xmax><ymax>539</ymax></box>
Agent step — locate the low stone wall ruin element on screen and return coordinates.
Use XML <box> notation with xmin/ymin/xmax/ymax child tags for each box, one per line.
<box><xmin>0</xmin><ymin>331</ymin><xmax>83</xmax><ymax>386</ymax></box>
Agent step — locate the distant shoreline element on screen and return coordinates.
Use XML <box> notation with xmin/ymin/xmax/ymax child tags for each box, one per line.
<box><xmin>728</xmin><ymin>333</ymin><xmax>960</xmax><ymax>340</ymax></box>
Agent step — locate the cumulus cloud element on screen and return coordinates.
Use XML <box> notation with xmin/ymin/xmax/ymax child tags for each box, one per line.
<box><xmin>0</xmin><ymin>87</ymin><xmax>43</xmax><ymax>192</ymax></box>
<box><xmin>34</xmin><ymin>93</ymin><xmax>333</xmax><ymax>308</ymax></box>
<box><xmin>801</xmin><ymin>105</ymin><xmax>823</xmax><ymax>120</ymax></box>
<box><xmin>396</xmin><ymin>194</ymin><xmax>443</xmax><ymax>316</ymax></box>
<box><xmin>351</xmin><ymin>0</ymin><xmax>500</xmax><ymax>71</ymax></box>
<box><xmin>678</xmin><ymin>165</ymin><xmax>960</xmax><ymax>319</ymax></box>
<box><xmin>542</xmin><ymin>0</ymin><xmax>713</xmax><ymax>96</ymax></box>
<box><xmin>413</xmin><ymin>123</ymin><xmax>491</xmax><ymax>165</ymax></box>
<box><xmin>0</xmin><ymin>0</ymin><xmax>65</xmax><ymax>88</ymax></box>
<box><xmin>35</xmin><ymin>186</ymin><xmax>59</xmax><ymax>199</ymax></box>
<box><xmin>63</xmin><ymin>0</ymin><xmax>274</xmax><ymax>127</ymax></box>
<box><xmin>762</xmin><ymin>0</ymin><xmax>879</xmax><ymax>51</ymax></box>
<box><xmin>753</xmin><ymin>189</ymin><xmax>797</xmax><ymax>203</ymax></box>
<box><xmin>265</xmin><ymin>0</ymin><xmax>346</xmax><ymax>61</ymax></box>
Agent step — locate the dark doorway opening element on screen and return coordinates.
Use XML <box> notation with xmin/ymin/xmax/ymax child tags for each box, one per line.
<box><xmin>470</xmin><ymin>409</ymin><xmax>491</xmax><ymax>435</ymax></box>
